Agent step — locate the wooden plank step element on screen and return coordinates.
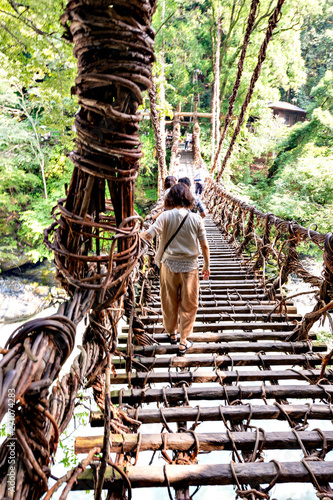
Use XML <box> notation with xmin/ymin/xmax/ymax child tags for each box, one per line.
<box><xmin>198</xmin><ymin>276</ymin><xmax>259</xmax><ymax>282</ymax></box>
<box><xmin>140</xmin><ymin>306</ymin><xmax>298</xmax><ymax>316</ymax></box>
<box><xmin>196</xmin><ymin>263</ymin><xmax>249</xmax><ymax>269</ymax></box>
<box><xmin>112</xmin><ymin>353</ymin><xmax>322</xmax><ymax>370</ymax></box>
<box><xmin>151</xmin><ymin>286</ymin><xmax>270</xmax><ymax>295</ymax></box>
<box><xmin>205</xmin><ymin>250</ymin><xmax>240</xmax><ymax>254</ymax></box>
<box><xmin>206</xmin><ymin>240</ymin><xmax>238</xmax><ymax>243</ymax></box>
<box><xmin>91</xmin><ymin>402</ymin><xmax>333</xmax><ymax>426</ymax></box>
<box><xmin>200</xmin><ymin>269</ymin><xmax>252</xmax><ymax>274</ymax></box>
<box><xmin>122</xmin><ymin>322</ymin><xmax>299</xmax><ymax>333</ymax></box>
<box><xmin>197</xmin><ymin>281</ymin><xmax>261</xmax><ymax>286</ymax></box>
<box><xmin>75</xmin><ymin>430</ymin><xmax>333</xmax><ymax>454</ymax></box>
<box><xmin>148</xmin><ymin>298</ymin><xmax>287</xmax><ymax>306</ymax></box>
<box><xmin>200</xmin><ymin>265</ymin><xmax>249</xmax><ymax>270</ymax></box>
<box><xmin>73</xmin><ymin>461</ymin><xmax>333</xmax><ymax>490</ymax></box>
<box><xmin>199</xmin><ymin>282</ymin><xmax>262</xmax><ymax>288</ymax></box>
<box><xmin>149</xmin><ymin>290</ymin><xmax>270</xmax><ymax>298</ymax></box>
<box><xmin>110</xmin><ymin>384</ymin><xmax>333</xmax><ymax>405</ymax></box>
<box><xmin>117</xmin><ymin>331</ymin><xmax>316</xmax><ymax>344</ymax></box>
<box><xmin>138</xmin><ymin>305</ymin><xmax>298</xmax><ymax>315</ymax></box>
<box><xmin>149</xmin><ymin>293</ymin><xmax>275</xmax><ymax>300</ymax></box>
<box><xmin>119</xmin><ymin>342</ymin><xmax>326</xmax><ymax>355</ymax></box>
<box><xmin>139</xmin><ymin>313</ymin><xmax>302</xmax><ymax>324</ymax></box>
<box><xmin>110</xmin><ymin>368</ymin><xmax>331</xmax><ymax>386</ymax></box>
<box><xmin>201</xmin><ymin>256</ymin><xmax>246</xmax><ymax>260</ymax></box>
<box><xmin>198</xmin><ymin>254</ymin><xmax>242</xmax><ymax>258</ymax></box>
<box><xmin>198</xmin><ymin>273</ymin><xmax>254</xmax><ymax>279</ymax></box>
<box><xmin>198</xmin><ymin>276</ymin><xmax>258</xmax><ymax>282</ymax></box>
<box><xmin>201</xmin><ymin>266</ymin><xmax>252</xmax><ymax>271</ymax></box>
<box><xmin>200</xmin><ymin>252</ymin><xmax>243</xmax><ymax>256</ymax></box>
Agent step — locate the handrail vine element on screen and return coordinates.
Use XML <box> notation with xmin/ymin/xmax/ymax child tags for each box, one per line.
<box><xmin>203</xmin><ymin>179</ymin><xmax>333</xmax><ymax>343</ymax></box>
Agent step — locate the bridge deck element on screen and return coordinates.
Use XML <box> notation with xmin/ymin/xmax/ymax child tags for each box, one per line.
<box><xmin>74</xmin><ymin>151</ymin><xmax>333</xmax><ymax>498</ymax></box>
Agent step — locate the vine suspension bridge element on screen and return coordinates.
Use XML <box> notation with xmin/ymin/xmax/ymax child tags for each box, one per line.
<box><xmin>75</xmin><ymin>149</ymin><xmax>333</xmax><ymax>499</ymax></box>
<box><xmin>0</xmin><ymin>0</ymin><xmax>333</xmax><ymax>499</ymax></box>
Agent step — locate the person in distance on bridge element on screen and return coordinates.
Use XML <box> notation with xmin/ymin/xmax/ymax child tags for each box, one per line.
<box><xmin>194</xmin><ymin>164</ymin><xmax>206</xmax><ymax>197</ymax></box>
<box><xmin>140</xmin><ymin>183</ymin><xmax>210</xmax><ymax>356</ymax></box>
<box><xmin>178</xmin><ymin>177</ymin><xmax>206</xmax><ymax>218</ymax></box>
<box><xmin>185</xmin><ymin>132</ymin><xmax>190</xmax><ymax>150</ymax></box>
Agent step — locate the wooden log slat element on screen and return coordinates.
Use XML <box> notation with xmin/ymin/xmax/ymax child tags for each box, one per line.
<box><xmin>179</xmin><ymin>281</ymin><xmax>261</xmax><ymax>288</ymax></box>
<box><xmin>73</xmin><ymin>461</ymin><xmax>333</xmax><ymax>489</ymax></box>
<box><xmin>140</xmin><ymin>305</ymin><xmax>298</xmax><ymax>314</ymax></box>
<box><xmin>198</xmin><ymin>282</ymin><xmax>261</xmax><ymax>287</ymax></box>
<box><xmin>110</xmin><ymin>384</ymin><xmax>333</xmax><ymax>405</ymax></box>
<box><xmin>149</xmin><ymin>292</ymin><xmax>283</xmax><ymax>300</ymax></box>
<box><xmin>196</xmin><ymin>274</ymin><xmax>255</xmax><ymax>280</ymax></box>
<box><xmin>139</xmin><ymin>313</ymin><xmax>302</xmax><ymax>324</ymax></box>
<box><xmin>75</xmin><ymin>430</ymin><xmax>333</xmax><ymax>454</ymax></box>
<box><xmin>117</xmin><ymin>331</ymin><xmax>317</xmax><ymax>344</ymax></box>
<box><xmin>119</xmin><ymin>341</ymin><xmax>326</xmax><ymax>355</ymax></box>
<box><xmin>199</xmin><ymin>279</ymin><xmax>261</xmax><ymax>285</ymax></box>
<box><xmin>112</xmin><ymin>353</ymin><xmax>322</xmax><ymax>369</ymax></box>
<box><xmin>91</xmin><ymin>402</ymin><xmax>333</xmax><ymax>426</ymax></box>
<box><xmin>122</xmin><ymin>322</ymin><xmax>301</xmax><ymax>333</ymax></box>
<box><xmin>200</xmin><ymin>269</ymin><xmax>257</xmax><ymax>274</ymax></box>
<box><xmin>146</xmin><ymin>295</ymin><xmax>290</xmax><ymax>303</ymax></box>
<box><xmin>196</xmin><ymin>263</ymin><xmax>250</xmax><ymax>268</ymax></box>
<box><xmin>110</xmin><ymin>369</ymin><xmax>331</xmax><ymax>386</ymax></box>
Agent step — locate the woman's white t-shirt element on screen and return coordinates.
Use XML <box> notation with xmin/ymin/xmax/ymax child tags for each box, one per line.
<box><xmin>147</xmin><ymin>208</ymin><xmax>207</xmax><ymax>271</ymax></box>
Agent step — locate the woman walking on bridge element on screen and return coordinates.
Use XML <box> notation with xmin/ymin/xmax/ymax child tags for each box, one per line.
<box><xmin>141</xmin><ymin>183</ymin><xmax>210</xmax><ymax>355</ymax></box>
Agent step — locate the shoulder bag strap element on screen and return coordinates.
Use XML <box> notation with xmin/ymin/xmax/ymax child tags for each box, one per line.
<box><xmin>162</xmin><ymin>212</ymin><xmax>189</xmax><ymax>255</ymax></box>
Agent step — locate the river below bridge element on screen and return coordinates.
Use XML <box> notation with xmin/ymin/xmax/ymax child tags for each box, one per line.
<box><xmin>0</xmin><ymin>260</ymin><xmax>67</xmax><ymax>325</ymax></box>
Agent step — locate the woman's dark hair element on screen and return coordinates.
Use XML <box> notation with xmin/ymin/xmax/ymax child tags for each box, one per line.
<box><xmin>165</xmin><ymin>183</ymin><xmax>194</xmax><ymax>210</ymax></box>
<box><xmin>178</xmin><ymin>177</ymin><xmax>191</xmax><ymax>187</ymax></box>
<box><xmin>164</xmin><ymin>176</ymin><xmax>177</xmax><ymax>190</ymax></box>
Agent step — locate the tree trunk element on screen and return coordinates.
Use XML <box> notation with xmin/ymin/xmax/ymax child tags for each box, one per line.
<box><xmin>160</xmin><ymin>0</ymin><xmax>166</xmax><ymax>174</ymax></box>
<box><xmin>192</xmin><ymin>100</ymin><xmax>204</xmax><ymax>169</ymax></box>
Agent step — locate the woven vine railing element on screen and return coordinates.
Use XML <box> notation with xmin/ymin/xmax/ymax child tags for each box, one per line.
<box><xmin>0</xmin><ymin>1</ymin><xmax>156</xmax><ymax>499</ymax></box>
<box><xmin>203</xmin><ymin>180</ymin><xmax>333</xmax><ymax>345</ymax></box>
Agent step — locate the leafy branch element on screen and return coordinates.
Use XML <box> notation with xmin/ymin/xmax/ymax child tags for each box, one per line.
<box><xmin>1</xmin><ymin>84</ymin><xmax>48</xmax><ymax>198</ymax></box>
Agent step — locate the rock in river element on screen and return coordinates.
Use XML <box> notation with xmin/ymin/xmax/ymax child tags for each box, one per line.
<box><xmin>0</xmin><ymin>262</ymin><xmax>67</xmax><ymax>324</ymax></box>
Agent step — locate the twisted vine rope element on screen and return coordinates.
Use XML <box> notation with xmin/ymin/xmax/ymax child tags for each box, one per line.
<box><xmin>46</xmin><ymin>0</ymin><xmax>157</xmax><ymax>308</ymax></box>
<box><xmin>216</xmin><ymin>0</ymin><xmax>286</xmax><ymax>181</ymax></box>
<box><xmin>203</xmin><ymin>180</ymin><xmax>333</xmax><ymax>343</ymax></box>
<box><xmin>0</xmin><ymin>1</ymin><xmax>157</xmax><ymax>498</ymax></box>
<box><xmin>210</xmin><ymin>0</ymin><xmax>260</xmax><ymax>174</ymax></box>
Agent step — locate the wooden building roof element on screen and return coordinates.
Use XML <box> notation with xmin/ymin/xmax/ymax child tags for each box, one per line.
<box><xmin>268</xmin><ymin>101</ymin><xmax>306</xmax><ymax>114</ymax></box>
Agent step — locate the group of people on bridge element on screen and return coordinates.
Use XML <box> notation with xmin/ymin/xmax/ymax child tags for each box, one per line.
<box><xmin>141</xmin><ymin>164</ymin><xmax>210</xmax><ymax>357</ymax></box>
<box><xmin>165</xmin><ymin>130</ymin><xmax>193</xmax><ymax>150</ymax></box>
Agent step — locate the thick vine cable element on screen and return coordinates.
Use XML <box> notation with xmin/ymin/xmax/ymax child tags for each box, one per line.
<box><xmin>0</xmin><ymin>1</ymin><xmax>157</xmax><ymax>499</ymax></box>
<box><xmin>216</xmin><ymin>0</ymin><xmax>286</xmax><ymax>182</ymax></box>
<box><xmin>210</xmin><ymin>0</ymin><xmax>260</xmax><ymax>174</ymax></box>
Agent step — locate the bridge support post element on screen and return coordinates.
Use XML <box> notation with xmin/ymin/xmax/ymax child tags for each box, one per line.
<box><xmin>169</xmin><ymin>103</ymin><xmax>181</xmax><ymax>175</ymax></box>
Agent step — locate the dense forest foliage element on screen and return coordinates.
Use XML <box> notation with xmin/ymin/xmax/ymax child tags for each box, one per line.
<box><xmin>0</xmin><ymin>0</ymin><xmax>332</xmax><ymax>271</ymax></box>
